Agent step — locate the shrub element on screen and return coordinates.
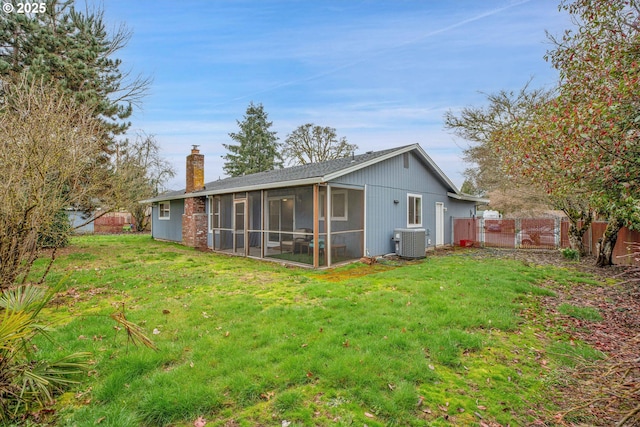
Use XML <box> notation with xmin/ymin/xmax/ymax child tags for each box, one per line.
<box><xmin>560</xmin><ymin>248</ymin><xmax>580</xmax><ymax>260</ymax></box>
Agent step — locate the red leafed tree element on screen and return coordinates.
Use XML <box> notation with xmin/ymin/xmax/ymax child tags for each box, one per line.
<box><xmin>497</xmin><ymin>0</ymin><xmax>640</xmax><ymax>266</ymax></box>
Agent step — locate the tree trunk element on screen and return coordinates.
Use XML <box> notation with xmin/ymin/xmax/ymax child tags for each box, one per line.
<box><xmin>595</xmin><ymin>218</ymin><xmax>624</xmax><ymax>267</ymax></box>
<box><xmin>562</xmin><ymin>204</ymin><xmax>593</xmax><ymax>257</ymax></box>
<box><xmin>567</xmin><ymin>225</ymin><xmax>585</xmax><ymax>255</ymax></box>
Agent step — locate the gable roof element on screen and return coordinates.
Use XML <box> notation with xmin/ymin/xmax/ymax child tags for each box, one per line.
<box><xmin>141</xmin><ymin>144</ymin><xmax>486</xmax><ymax>203</ymax></box>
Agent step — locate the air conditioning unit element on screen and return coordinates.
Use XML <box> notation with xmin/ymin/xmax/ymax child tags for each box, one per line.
<box><xmin>393</xmin><ymin>228</ymin><xmax>426</xmax><ymax>259</ymax></box>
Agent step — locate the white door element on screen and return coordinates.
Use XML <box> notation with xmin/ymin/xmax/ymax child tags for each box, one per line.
<box><xmin>435</xmin><ymin>202</ymin><xmax>445</xmax><ymax>246</ymax></box>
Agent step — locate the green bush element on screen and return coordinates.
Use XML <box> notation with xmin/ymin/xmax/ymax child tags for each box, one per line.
<box><xmin>560</xmin><ymin>248</ymin><xmax>580</xmax><ymax>260</ymax></box>
<box><xmin>39</xmin><ymin>210</ymin><xmax>71</xmax><ymax>248</ymax></box>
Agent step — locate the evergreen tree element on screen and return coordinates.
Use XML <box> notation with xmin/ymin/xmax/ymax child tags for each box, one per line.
<box><xmin>0</xmin><ymin>0</ymin><xmax>149</xmax><ymax>144</ymax></box>
<box><xmin>223</xmin><ymin>102</ymin><xmax>282</xmax><ymax>177</ymax></box>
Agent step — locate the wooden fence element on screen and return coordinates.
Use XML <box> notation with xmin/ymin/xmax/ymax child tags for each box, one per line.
<box><xmin>453</xmin><ymin>218</ymin><xmax>640</xmax><ymax>266</ymax></box>
<box><xmin>94</xmin><ymin>212</ymin><xmax>134</xmax><ymax>234</ymax></box>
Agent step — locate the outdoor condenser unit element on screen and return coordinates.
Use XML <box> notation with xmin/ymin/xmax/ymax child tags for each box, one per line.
<box><xmin>393</xmin><ymin>228</ymin><xmax>426</xmax><ymax>259</ymax></box>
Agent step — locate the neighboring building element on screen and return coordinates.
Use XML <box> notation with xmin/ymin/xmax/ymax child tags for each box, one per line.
<box><xmin>142</xmin><ymin>144</ymin><xmax>486</xmax><ymax>267</ymax></box>
<box><xmin>66</xmin><ymin>210</ymin><xmax>136</xmax><ymax>234</ymax></box>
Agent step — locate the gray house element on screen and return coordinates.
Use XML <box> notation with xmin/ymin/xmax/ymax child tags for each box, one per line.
<box><xmin>143</xmin><ymin>144</ymin><xmax>485</xmax><ymax>267</ymax></box>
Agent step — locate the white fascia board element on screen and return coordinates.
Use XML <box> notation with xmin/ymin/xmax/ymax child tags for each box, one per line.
<box><xmin>447</xmin><ymin>192</ymin><xmax>490</xmax><ymax>204</ymax></box>
<box><xmin>198</xmin><ymin>177</ymin><xmax>323</xmax><ymax>197</ymax></box>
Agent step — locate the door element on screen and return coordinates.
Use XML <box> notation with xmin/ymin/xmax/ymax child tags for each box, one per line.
<box><xmin>268</xmin><ymin>199</ymin><xmax>280</xmax><ymax>245</ymax></box>
<box><xmin>435</xmin><ymin>202</ymin><xmax>445</xmax><ymax>246</ymax></box>
<box><xmin>234</xmin><ymin>200</ymin><xmax>246</xmax><ymax>254</ymax></box>
<box><xmin>267</xmin><ymin>197</ymin><xmax>294</xmax><ymax>246</ymax></box>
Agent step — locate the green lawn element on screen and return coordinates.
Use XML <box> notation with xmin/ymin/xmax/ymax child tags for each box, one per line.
<box><xmin>28</xmin><ymin>235</ymin><xmax>603</xmax><ymax>426</ymax></box>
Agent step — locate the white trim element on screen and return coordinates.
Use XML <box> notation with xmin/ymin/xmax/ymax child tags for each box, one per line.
<box><xmin>363</xmin><ymin>184</ymin><xmax>368</xmax><ymax>257</ymax></box>
<box><xmin>158</xmin><ymin>201</ymin><xmax>170</xmax><ymax>220</ymax></box>
<box><xmin>407</xmin><ymin>193</ymin><xmax>422</xmax><ymax>228</ymax></box>
<box><xmin>435</xmin><ymin>202</ymin><xmax>445</xmax><ymax>246</ymax></box>
<box><xmin>330</xmin><ymin>190</ymin><xmax>348</xmax><ymax>222</ymax></box>
<box><xmin>318</xmin><ymin>189</ymin><xmax>349</xmax><ymax>222</ymax></box>
<box><xmin>446</xmin><ymin>191</ymin><xmax>489</xmax><ymax>203</ymax></box>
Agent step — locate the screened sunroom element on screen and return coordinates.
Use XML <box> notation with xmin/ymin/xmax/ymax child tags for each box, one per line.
<box><xmin>208</xmin><ymin>184</ymin><xmax>364</xmax><ymax>267</ymax></box>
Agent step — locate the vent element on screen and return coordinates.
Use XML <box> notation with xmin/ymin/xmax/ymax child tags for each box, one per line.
<box><xmin>393</xmin><ymin>228</ymin><xmax>426</xmax><ymax>259</ymax></box>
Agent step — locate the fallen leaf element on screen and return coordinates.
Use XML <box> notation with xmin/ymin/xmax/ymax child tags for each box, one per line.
<box><xmin>477</xmin><ymin>405</ymin><xmax>487</xmax><ymax>410</ymax></box>
<box><xmin>225</xmin><ymin>331</ymin><xmax>230</xmax><ymax>337</ymax></box>
<box><xmin>162</xmin><ymin>309</ymin><xmax>170</xmax><ymax>314</ymax></box>
<box><xmin>260</xmin><ymin>391</ymin><xmax>275</xmax><ymax>401</ymax></box>
<box><xmin>364</xmin><ymin>412</ymin><xmax>375</xmax><ymax>418</ymax></box>
<box><xmin>95</xmin><ymin>416</ymin><xmax>105</xmax><ymax>424</ymax></box>
<box><xmin>428</xmin><ymin>364</ymin><xmax>435</xmax><ymax>370</ymax></box>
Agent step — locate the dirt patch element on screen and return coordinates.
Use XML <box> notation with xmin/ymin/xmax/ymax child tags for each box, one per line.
<box><xmin>318</xmin><ymin>262</ymin><xmax>398</xmax><ymax>282</ymax></box>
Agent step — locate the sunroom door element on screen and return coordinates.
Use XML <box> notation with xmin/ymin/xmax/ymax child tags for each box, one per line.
<box><xmin>234</xmin><ymin>200</ymin><xmax>246</xmax><ymax>254</ymax></box>
<box><xmin>267</xmin><ymin>197</ymin><xmax>294</xmax><ymax>246</ymax></box>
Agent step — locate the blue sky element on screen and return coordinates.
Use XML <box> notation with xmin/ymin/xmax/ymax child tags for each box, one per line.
<box><xmin>97</xmin><ymin>0</ymin><xmax>573</xmax><ymax>190</ymax></box>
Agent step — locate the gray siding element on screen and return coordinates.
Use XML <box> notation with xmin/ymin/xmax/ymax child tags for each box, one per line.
<box><xmin>332</xmin><ymin>152</ymin><xmax>476</xmax><ymax>256</ymax></box>
<box><xmin>152</xmin><ymin>199</ymin><xmax>184</xmax><ymax>242</ymax></box>
<box><xmin>67</xmin><ymin>210</ymin><xmax>94</xmax><ymax>234</ymax></box>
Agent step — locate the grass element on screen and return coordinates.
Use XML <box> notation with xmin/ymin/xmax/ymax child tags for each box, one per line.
<box><xmin>25</xmin><ymin>235</ymin><xmax>604</xmax><ymax>426</ymax></box>
<box><xmin>557</xmin><ymin>303</ymin><xmax>604</xmax><ymax>322</ymax></box>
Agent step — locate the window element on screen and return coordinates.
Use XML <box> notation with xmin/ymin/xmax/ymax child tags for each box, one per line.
<box><xmin>407</xmin><ymin>194</ymin><xmax>422</xmax><ymax>227</ymax></box>
<box><xmin>159</xmin><ymin>202</ymin><xmax>170</xmax><ymax>220</ymax></box>
<box><xmin>331</xmin><ymin>191</ymin><xmax>348</xmax><ymax>221</ymax></box>
<box><xmin>319</xmin><ymin>190</ymin><xmax>348</xmax><ymax>221</ymax></box>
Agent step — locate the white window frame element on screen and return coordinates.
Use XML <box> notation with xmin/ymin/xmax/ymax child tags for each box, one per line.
<box><xmin>407</xmin><ymin>193</ymin><xmax>422</xmax><ymax>227</ymax></box>
<box><xmin>158</xmin><ymin>202</ymin><xmax>170</xmax><ymax>220</ymax></box>
<box><xmin>319</xmin><ymin>190</ymin><xmax>348</xmax><ymax>221</ymax></box>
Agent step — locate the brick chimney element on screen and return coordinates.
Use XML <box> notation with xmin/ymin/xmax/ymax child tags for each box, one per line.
<box><xmin>185</xmin><ymin>145</ymin><xmax>204</xmax><ymax>193</ymax></box>
<box><xmin>182</xmin><ymin>146</ymin><xmax>207</xmax><ymax>249</ymax></box>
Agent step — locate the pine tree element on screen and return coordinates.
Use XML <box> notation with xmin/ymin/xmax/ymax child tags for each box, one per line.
<box><xmin>223</xmin><ymin>102</ymin><xmax>282</xmax><ymax>177</ymax></box>
<box><xmin>0</xmin><ymin>0</ymin><xmax>149</xmax><ymax>145</ymax></box>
